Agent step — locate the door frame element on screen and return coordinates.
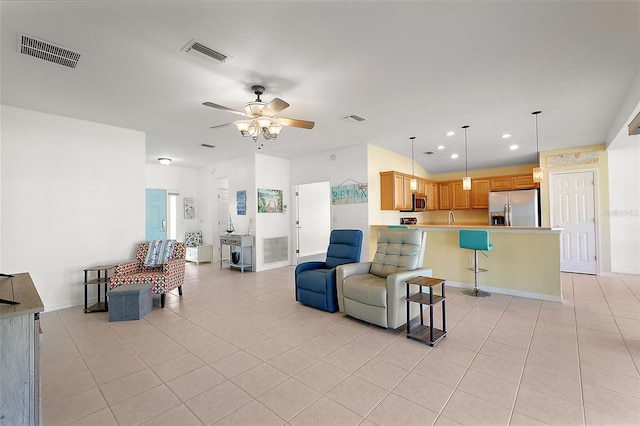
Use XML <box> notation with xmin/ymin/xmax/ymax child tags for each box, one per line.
<box><xmin>549</xmin><ymin>168</ymin><xmax>600</xmax><ymax>275</ymax></box>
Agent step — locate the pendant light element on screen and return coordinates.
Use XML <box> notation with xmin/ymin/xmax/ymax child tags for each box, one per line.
<box><xmin>532</xmin><ymin>111</ymin><xmax>543</xmax><ymax>183</ymax></box>
<box><xmin>409</xmin><ymin>136</ymin><xmax>418</xmax><ymax>191</ymax></box>
<box><xmin>462</xmin><ymin>125</ymin><xmax>471</xmax><ymax>190</ymax></box>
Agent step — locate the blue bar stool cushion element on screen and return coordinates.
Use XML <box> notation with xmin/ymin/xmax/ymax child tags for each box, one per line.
<box><xmin>459</xmin><ymin>230</ymin><xmax>493</xmax><ymax>251</ymax></box>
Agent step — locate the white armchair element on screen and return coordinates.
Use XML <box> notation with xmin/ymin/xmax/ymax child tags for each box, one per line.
<box><xmin>336</xmin><ymin>228</ymin><xmax>432</xmax><ymax>329</ymax></box>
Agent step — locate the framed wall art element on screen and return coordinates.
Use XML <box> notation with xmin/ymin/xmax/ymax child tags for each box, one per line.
<box><xmin>183</xmin><ymin>197</ymin><xmax>195</xmax><ymax>219</ymax></box>
<box><xmin>257</xmin><ymin>188</ymin><xmax>283</xmax><ymax>213</ymax></box>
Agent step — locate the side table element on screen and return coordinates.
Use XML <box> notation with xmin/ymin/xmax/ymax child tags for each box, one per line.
<box><xmin>406</xmin><ymin>276</ymin><xmax>447</xmax><ymax>346</ymax></box>
<box><xmin>84</xmin><ymin>264</ymin><xmax>114</xmax><ymax>313</ymax></box>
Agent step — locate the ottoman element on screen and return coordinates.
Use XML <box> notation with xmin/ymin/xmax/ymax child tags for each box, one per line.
<box><xmin>107</xmin><ymin>283</ymin><xmax>153</xmax><ymax>322</ymax></box>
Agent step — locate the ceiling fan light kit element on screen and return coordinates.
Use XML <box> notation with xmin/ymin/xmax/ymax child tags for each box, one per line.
<box><xmin>204</xmin><ymin>84</ymin><xmax>314</xmax><ymax>146</ymax></box>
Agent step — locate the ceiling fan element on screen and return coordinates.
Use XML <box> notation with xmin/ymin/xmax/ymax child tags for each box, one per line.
<box><xmin>203</xmin><ymin>85</ymin><xmax>314</xmax><ymax>146</ymax></box>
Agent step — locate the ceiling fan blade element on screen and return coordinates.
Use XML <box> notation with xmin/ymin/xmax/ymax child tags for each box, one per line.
<box><xmin>210</xmin><ymin>122</ymin><xmax>235</xmax><ymax>129</ymax></box>
<box><xmin>278</xmin><ymin>117</ymin><xmax>315</xmax><ymax>129</ymax></box>
<box><xmin>261</xmin><ymin>98</ymin><xmax>289</xmax><ymax>117</ymax></box>
<box><xmin>202</xmin><ymin>101</ymin><xmax>246</xmax><ymax>116</ymax></box>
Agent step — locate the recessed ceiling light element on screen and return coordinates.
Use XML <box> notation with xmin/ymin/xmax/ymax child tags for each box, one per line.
<box><xmin>502</xmin><ymin>133</ymin><xmax>512</xmax><ymax>139</ymax></box>
<box><xmin>437</xmin><ymin>145</ymin><xmax>445</xmax><ymax>150</ymax></box>
<box><xmin>451</xmin><ymin>153</ymin><xmax>459</xmax><ymax>159</ymax></box>
<box><xmin>446</xmin><ymin>131</ymin><xmax>455</xmax><ymax>136</ymax></box>
<box><xmin>509</xmin><ymin>144</ymin><xmax>519</xmax><ymax>150</ymax></box>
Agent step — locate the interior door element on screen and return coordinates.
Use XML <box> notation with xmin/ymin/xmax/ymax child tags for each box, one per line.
<box><xmin>295</xmin><ymin>182</ymin><xmax>331</xmax><ymax>263</ymax></box>
<box><xmin>552</xmin><ymin>171</ymin><xmax>597</xmax><ymax>274</ymax></box>
<box><xmin>145</xmin><ymin>189</ymin><xmax>167</xmax><ymax>241</ymax></box>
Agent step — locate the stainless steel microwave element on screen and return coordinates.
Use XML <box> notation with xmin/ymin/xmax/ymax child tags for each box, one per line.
<box><xmin>401</xmin><ymin>194</ymin><xmax>427</xmax><ymax>212</ymax></box>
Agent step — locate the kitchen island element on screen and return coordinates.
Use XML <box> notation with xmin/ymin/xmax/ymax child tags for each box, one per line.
<box><xmin>370</xmin><ymin>225</ymin><xmax>563</xmax><ymax>301</ymax></box>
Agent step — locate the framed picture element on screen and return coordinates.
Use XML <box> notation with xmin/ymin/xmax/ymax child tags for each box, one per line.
<box><xmin>257</xmin><ymin>188</ymin><xmax>283</xmax><ymax>213</ymax></box>
<box><xmin>184</xmin><ymin>197</ymin><xmax>195</xmax><ymax>219</ymax></box>
<box><xmin>237</xmin><ymin>190</ymin><xmax>246</xmax><ymax>215</ymax></box>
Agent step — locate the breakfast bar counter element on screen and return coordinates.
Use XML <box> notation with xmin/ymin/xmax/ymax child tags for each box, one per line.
<box><xmin>370</xmin><ymin>225</ymin><xmax>563</xmax><ymax>301</ymax></box>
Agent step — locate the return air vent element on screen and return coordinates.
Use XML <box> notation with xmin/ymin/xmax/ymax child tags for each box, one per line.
<box><xmin>18</xmin><ymin>33</ymin><xmax>81</xmax><ymax>69</ymax></box>
<box><xmin>343</xmin><ymin>114</ymin><xmax>366</xmax><ymax>123</ymax></box>
<box><xmin>182</xmin><ymin>39</ymin><xmax>228</xmax><ymax>63</ymax></box>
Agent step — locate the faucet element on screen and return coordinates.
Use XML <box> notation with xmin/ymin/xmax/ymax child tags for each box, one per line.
<box><xmin>448</xmin><ymin>210</ymin><xmax>456</xmax><ymax>226</ymax></box>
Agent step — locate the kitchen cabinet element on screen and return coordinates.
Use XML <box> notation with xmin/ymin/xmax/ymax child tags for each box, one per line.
<box><xmin>417</xmin><ymin>178</ymin><xmax>426</xmax><ymax>196</ymax></box>
<box><xmin>380</xmin><ymin>171</ymin><xmax>413</xmax><ymax>210</ymax></box>
<box><xmin>438</xmin><ymin>182</ymin><xmax>452</xmax><ymax>210</ymax></box>
<box><xmin>451</xmin><ymin>181</ymin><xmax>470</xmax><ymax>210</ymax></box>
<box><xmin>425</xmin><ymin>181</ymin><xmax>438</xmax><ymax>211</ymax></box>
<box><xmin>513</xmin><ymin>174</ymin><xmax>535</xmax><ymax>189</ymax></box>
<box><xmin>490</xmin><ymin>174</ymin><xmax>536</xmax><ymax>191</ymax></box>
<box><xmin>471</xmin><ymin>179</ymin><xmax>490</xmax><ymax>209</ymax></box>
<box><xmin>490</xmin><ymin>176</ymin><xmax>513</xmax><ymax>191</ymax></box>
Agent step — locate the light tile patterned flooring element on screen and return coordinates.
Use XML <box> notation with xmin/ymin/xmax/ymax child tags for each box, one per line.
<box><xmin>41</xmin><ymin>264</ymin><xmax>640</xmax><ymax>425</ymax></box>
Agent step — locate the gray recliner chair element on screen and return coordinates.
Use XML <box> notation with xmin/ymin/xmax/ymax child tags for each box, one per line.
<box><xmin>336</xmin><ymin>228</ymin><xmax>432</xmax><ymax>329</ymax></box>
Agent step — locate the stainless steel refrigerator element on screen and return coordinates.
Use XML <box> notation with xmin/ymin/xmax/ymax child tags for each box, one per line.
<box><xmin>488</xmin><ymin>188</ymin><xmax>539</xmax><ymax>227</ymax></box>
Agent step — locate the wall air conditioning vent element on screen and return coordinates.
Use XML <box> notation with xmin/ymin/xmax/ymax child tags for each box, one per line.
<box><xmin>18</xmin><ymin>33</ymin><xmax>81</xmax><ymax>69</ymax></box>
<box><xmin>343</xmin><ymin>114</ymin><xmax>366</xmax><ymax>123</ymax></box>
<box><xmin>182</xmin><ymin>39</ymin><xmax>228</xmax><ymax>63</ymax></box>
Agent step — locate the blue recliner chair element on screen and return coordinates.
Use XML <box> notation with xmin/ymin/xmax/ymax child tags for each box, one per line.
<box><xmin>295</xmin><ymin>229</ymin><xmax>363</xmax><ymax>312</ymax></box>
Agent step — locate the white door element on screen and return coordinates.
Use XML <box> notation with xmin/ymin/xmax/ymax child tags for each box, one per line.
<box><xmin>295</xmin><ymin>182</ymin><xmax>331</xmax><ymax>263</ymax></box>
<box><xmin>217</xmin><ymin>188</ymin><xmax>229</xmax><ymax>262</ymax></box>
<box><xmin>552</xmin><ymin>171</ymin><xmax>597</xmax><ymax>274</ymax></box>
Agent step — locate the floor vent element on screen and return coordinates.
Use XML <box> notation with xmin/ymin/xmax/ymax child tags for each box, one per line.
<box><xmin>263</xmin><ymin>237</ymin><xmax>288</xmax><ymax>264</ymax></box>
<box><xmin>182</xmin><ymin>39</ymin><xmax>228</xmax><ymax>63</ymax></box>
<box><xmin>18</xmin><ymin>33</ymin><xmax>81</xmax><ymax>69</ymax></box>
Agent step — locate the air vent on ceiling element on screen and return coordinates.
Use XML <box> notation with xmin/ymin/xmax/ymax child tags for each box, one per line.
<box><xmin>201</xmin><ymin>143</ymin><xmax>216</xmax><ymax>148</ymax></box>
<box><xmin>18</xmin><ymin>33</ymin><xmax>81</xmax><ymax>69</ymax></box>
<box><xmin>182</xmin><ymin>39</ymin><xmax>228</xmax><ymax>63</ymax></box>
<box><xmin>343</xmin><ymin>114</ymin><xmax>366</xmax><ymax>123</ymax></box>
<box><xmin>424</xmin><ymin>151</ymin><xmax>435</xmax><ymax>155</ymax></box>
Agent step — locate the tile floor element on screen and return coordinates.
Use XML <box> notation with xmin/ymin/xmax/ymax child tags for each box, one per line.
<box><xmin>40</xmin><ymin>264</ymin><xmax>640</xmax><ymax>425</ymax></box>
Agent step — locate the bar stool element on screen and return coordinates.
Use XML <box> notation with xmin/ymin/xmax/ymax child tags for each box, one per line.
<box><xmin>459</xmin><ymin>230</ymin><xmax>493</xmax><ymax>297</ymax></box>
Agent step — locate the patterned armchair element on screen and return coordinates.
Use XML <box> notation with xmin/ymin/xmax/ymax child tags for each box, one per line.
<box><xmin>109</xmin><ymin>241</ymin><xmax>186</xmax><ymax>308</ymax></box>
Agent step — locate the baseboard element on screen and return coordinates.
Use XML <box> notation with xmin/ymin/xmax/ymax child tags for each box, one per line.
<box><xmin>444</xmin><ymin>281</ymin><xmax>563</xmax><ymax>303</ymax></box>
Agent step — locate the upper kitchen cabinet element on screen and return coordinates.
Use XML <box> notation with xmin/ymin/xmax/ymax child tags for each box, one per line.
<box><xmin>380</xmin><ymin>171</ymin><xmax>412</xmax><ymax>210</ymax></box>
<box><xmin>437</xmin><ymin>179</ymin><xmax>486</xmax><ymax>210</ymax></box>
<box><xmin>470</xmin><ymin>179</ymin><xmax>490</xmax><ymax>209</ymax></box>
<box><xmin>451</xmin><ymin>181</ymin><xmax>470</xmax><ymax>210</ymax></box>
<box><xmin>512</xmin><ymin>174</ymin><xmax>536</xmax><ymax>189</ymax></box>
<box><xmin>438</xmin><ymin>182</ymin><xmax>452</xmax><ymax>210</ymax></box>
<box><xmin>425</xmin><ymin>181</ymin><xmax>438</xmax><ymax>211</ymax></box>
<box><xmin>490</xmin><ymin>174</ymin><xmax>536</xmax><ymax>191</ymax></box>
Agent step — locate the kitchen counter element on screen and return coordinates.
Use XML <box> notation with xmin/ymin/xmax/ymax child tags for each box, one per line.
<box><xmin>370</xmin><ymin>225</ymin><xmax>563</xmax><ymax>301</ymax></box>
<box><xmin>411</xmin><ymin>223</ymin><xmax>562</xmax><ymax>232</ymax></box>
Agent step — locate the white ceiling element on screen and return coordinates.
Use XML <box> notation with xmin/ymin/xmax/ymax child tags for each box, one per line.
<box><xmin>1</xmin><ymin>1</ymin><xmax>638</xmax><ymax>174</ymax></box>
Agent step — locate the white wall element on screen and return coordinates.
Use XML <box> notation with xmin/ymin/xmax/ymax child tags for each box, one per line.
<box><xmin>290</xmin><ymin>144</ymin><xmax>370</xmax><ymax>259</ymax></box>
<box><xmin>0</xmin><ymin>106</ymin><xmax>145</xmax><ymax>310</ymax></box>
<box><xmin>607</xmin><ymin>103</ymin><xmax>640</xmax><ymax>274</ymax></box>
<box><xmin>145</xmin><ymin>164</ymin><xmax>199</xmax><ymax>241</ymax></box>
<box><xmin>255</xmin><ymin>154</ymin><xmax>291</xmax><ymax>271</ymax></box>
